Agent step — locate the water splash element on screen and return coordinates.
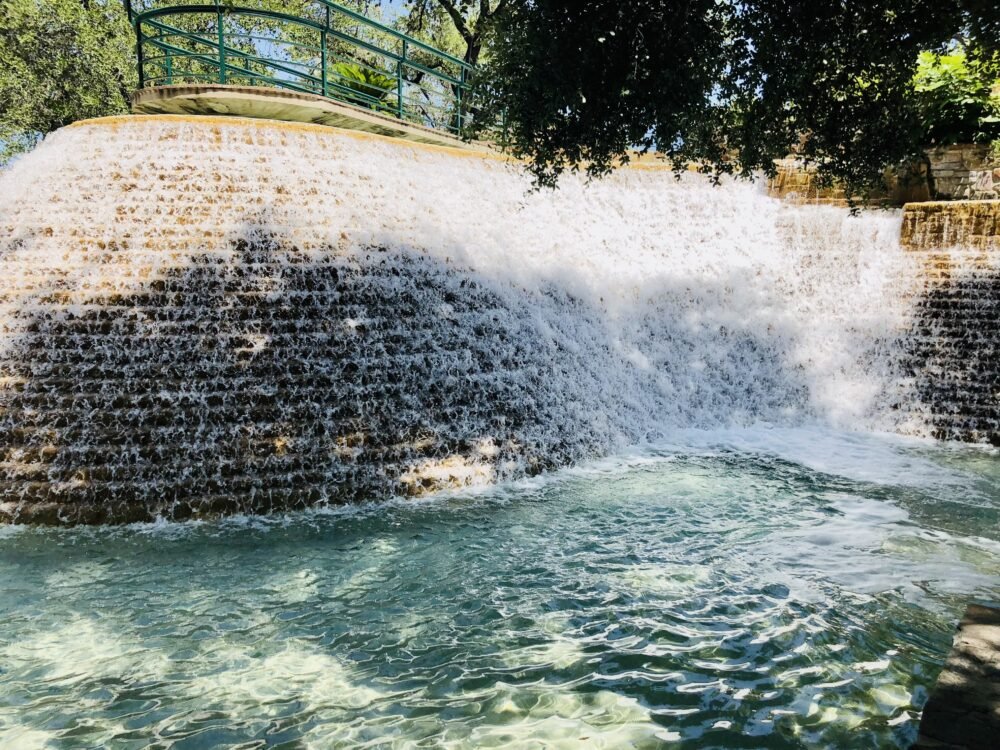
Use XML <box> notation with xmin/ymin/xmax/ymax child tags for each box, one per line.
<box><xmin>0</xmin><ymin>115</ymin><xmax>964</xmax><ymax>521</ymax></box>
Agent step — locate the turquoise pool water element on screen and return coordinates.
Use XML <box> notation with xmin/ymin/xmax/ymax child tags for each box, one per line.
<box><xmin>1</xmin><ymin>428</ymin><xmax>998</xmax><ymax>749</ymax></box>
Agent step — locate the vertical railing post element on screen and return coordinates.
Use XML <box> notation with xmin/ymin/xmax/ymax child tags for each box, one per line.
<box><xmin>166</xmin><ymin>46</ymin><xmax>173</xmax><ymax>85</ymax></box>
<box><xmin>321</xmin><ymin>6</ymin><xmax>330</xmax><ymax>97</ymax></box>
<box><xmin>321</xmin><ymin>31</ymin><xmax>328</xmax><ymax>97</ymax></box>
<box><xmin>456</xmin><ymin>66</ymin><xmax>466</xmax><ymax>134</ymax></box>
<box><xmin>136</xmin><ymin>22</ymin><xmax>145</xmax><ymax>89</ymax></box>
<box><xmin>216</xmin><ymin>0</ymin><xmax>226</xmax><ymax>84</ymax></box>
<box><xmin>124</xmin><ymin>0</ymin><xmax>141</xmax><ymax>88</ymax></box>
<box><xmin>397</xmin><ymin>40</ymin><xmax>406</xmax><ymax>120</ymax></box>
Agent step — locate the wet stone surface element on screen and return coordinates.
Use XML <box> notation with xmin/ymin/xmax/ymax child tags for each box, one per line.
<box><xmin>915</xmin><ymin>603</ymin><xmax>1000</xmax><ymax>749</ymax></box>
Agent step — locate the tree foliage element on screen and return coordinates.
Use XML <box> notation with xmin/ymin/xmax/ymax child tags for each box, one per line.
<box><xmin>0</xmin><ymin>0</ymin><xmax>135</xmax><ymax>163</ymax></box>
<box><xmin>472</xmin><ymin>1</ymin><xmax>1000</xmax><ymax>194</ymax></box>
<box><xmin>392</xmin><ymin>0</ymin><xmax>509</xmax><ymax>65</ymax></box>
<box><xmin>4</xmin><ymin>0</ymin><xmax>996</xmax><ymax>186</ymax></box>
<box><xmin>330</xmin><ymin>61</ymin><xmax>396</xmax><ymax>112</ymax></box>
<box><xmin>913</xmin><ymin>47</ymin><xmax>1000</xmax><ymax>145</ymax></box>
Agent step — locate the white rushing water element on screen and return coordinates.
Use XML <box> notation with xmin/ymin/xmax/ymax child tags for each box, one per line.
<box><xmin>0</xmin><ymin>115</ymin><xmax>940</xmax><ymax>518</ymax></box>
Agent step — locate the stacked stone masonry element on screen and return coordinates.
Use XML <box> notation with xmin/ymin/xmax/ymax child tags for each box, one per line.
<box><xmin>902</xmin><ymin>200</ymin><xmax>1000</xmax><ymax>446</ymax></box>
<box><xmin>902</xmin><ymin>200</ymin><xmax>1000</xmax><ymax>251</ymax></box>
<box><xmin>1</xmin><ymin>116</ymin><xmax>999</xmax><ymax>523</ymax></box>
<box><xmin>0</xmin><ymin>240</ymin><xmax>580</xmax><ymax>523</ymax></box>
<box><xmin>0</xmin><ymin>119</ymin><xmax>587</xmax><ymax>523</ymax></box>
<box><xmin>767</xmin><ymin>159</ymin><xmax>929</xmax><ymax>206</ymax></box>
<box><xmin>768</xmin><ymin>145</ymin><xmax>999</xmax><ymax>205</ymax></box>
<box><xmin>926</xmin><ymin>144</ymin><xmax>1000</xmax><ymax>200</ymax></box>
<box><xmin>915</xmin><ymin>603</ymin><xmax>1000</xmax><ymax>749</ymax></box>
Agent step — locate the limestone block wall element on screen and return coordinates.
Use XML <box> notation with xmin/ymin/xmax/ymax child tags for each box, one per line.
<box><xmin>11</xmin><ymin>115</ymin><xmax>881</xmax><ymax>524</ymax></box>
<box><xmin>900</xmin><ymin>200</ymin><xmax>1000</xmax><ymax>445</ymax></box>
<box><xmin>901</xmin><ymin>200</ymin><xmax>1000</xmax><ymax>251</ymax></box>
<box><xmin>0</xmin><ymin>114</ymin><xmax>997</xmax><ymax>523</ymax></box>
<box><xmin>767</xmin><ymin>159</ymin><xmax>930</xmax><ymax>206</ymax></box>
<box><xmin>902</xmin><ymin>247</ymin><xmax>1000</xmax><ymax>445</ymax></box>
<box><xmin>0</xmin><ymin>120</ymin><xmax>597</xmax><ymax>523</ymax></box>
<box><xmin>768</xmin><ymin>146</ymin><xmax>1000</xmax><ymax>205</ymax></box>
<box><xmin>926</xmin><ymin>144</ymin><xmax>999</xmax><ymax>200</ymax></box>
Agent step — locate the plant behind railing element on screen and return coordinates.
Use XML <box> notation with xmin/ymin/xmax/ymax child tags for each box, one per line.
<box><xmin>123</xmin><ymin>0</ymin><xmax>477</xmax><ymax>137</ymax></box>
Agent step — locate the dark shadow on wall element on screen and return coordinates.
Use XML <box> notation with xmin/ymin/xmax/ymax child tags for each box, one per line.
<box><xmin>914</xmin><ymin>603</ymin><xmax>1000</xmax><ymax>750</ymax></box>
<box><xmin>0</xmin><ymin>218</ymin><xmax>813</xmax><ymax>524</ymax></box>
<box><xmin>901</xmin><ymin>259</ymin><xmax>1000</xmax><ymax>447</ymax></box>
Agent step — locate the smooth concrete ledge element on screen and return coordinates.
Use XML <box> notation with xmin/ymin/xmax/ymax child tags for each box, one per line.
<box><xmin>131</xmin><ymin>84</ymin><xmax>491</xmax><ymax>152</ymax></box>
<box><xmin>914</xmin><ymin>603</ymin><xmax>1000</xmax><ymax>749</ymax></box>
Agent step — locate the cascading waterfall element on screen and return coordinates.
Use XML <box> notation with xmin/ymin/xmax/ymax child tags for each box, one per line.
<box><xmin>0</xmin><ymin>114</ymin><xmax>970</xmax><ymax>523</ymax></box>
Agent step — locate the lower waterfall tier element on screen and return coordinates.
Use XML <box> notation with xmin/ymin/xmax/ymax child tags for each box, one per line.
<box><xmin>0</xmin><ymin>115</ymin><xmax>996</xmax><ymax>523</ymax></box>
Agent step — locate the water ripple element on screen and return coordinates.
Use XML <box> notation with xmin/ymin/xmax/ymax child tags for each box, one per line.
<box><xmin>1</xmin><ymin>430</ymin><xmax>998</xmax><ymax>748</ymax></box>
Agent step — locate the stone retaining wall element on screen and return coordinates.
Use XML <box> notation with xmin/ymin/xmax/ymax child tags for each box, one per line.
<box><xmin>767</xmin><ymin>159</ymin><xmax>929</xmax><ymax>206</ymax></box>
<box><xmin>901</xmin><ymin>200</ymin><xmax>1000</xmax><ymax>251</ymax></box>
<box><xmin>926</xmin><ymin>144</ymin><xmax>999</xmax><ymax>200</ymax></box>
<box><xmin>915</xmin><ymin>603</ymin><xmax>1000</xmax><ymax>748</ymax></box>
<box><xmin>1</xmin><ymin>115</ymin><xmax>998</xmax><ymax>523</ymax></box>
<box><xmin>900</xmin><ymin>200</ymin><xmax>1000</xmax><ymax>446</ymax></box>
<box><xmin>769</xmin><ymin>145</ymin><xmax>1000</xmax><ymax>205</ymax></box>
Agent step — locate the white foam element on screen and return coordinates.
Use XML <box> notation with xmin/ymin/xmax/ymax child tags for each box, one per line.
<box><xmin>658</xmin><ymin>425</ymin><xmax>973</xmax><ymax>487</ymax></box>
<box><xmin>0</xmin><ymin>119</ymin><xmax>926</xmax><ymax>459</ymax></box>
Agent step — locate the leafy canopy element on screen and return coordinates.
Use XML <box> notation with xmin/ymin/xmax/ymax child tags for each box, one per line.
<box><xmin>0</xmin><ymin>0</ymin><xmax>135</xmax><ymax>163</ymax></box>
<box><xmin>472</xmin><ymin>1</ymin><xmax>1000</xmax><ymax>193</ymax></box>
<box><xmin>913</xmin><ymin>47</ymin><xmax>1000</xmax><ymax>145</ymax></box>
<box><xmin>389</xmin><ymin>0</ymin><xmax>510</xmax><ymax>64</ymax></box>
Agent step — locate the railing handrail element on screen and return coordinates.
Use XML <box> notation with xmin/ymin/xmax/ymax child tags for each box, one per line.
<box><xmin>124</xmin><ymin>0</ymin><xmax>474</xmax><ymax>72</ymax></box>
<box><xmin>123</xmin><ymin>0</ymin><xmax>477</xmax><ymax>137</ymax></box>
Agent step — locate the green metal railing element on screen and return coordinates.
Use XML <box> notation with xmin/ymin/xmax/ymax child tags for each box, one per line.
<box><xmin>124</xmin><ymin>0</ymin><xmax>476</xmax><ymax>136</ymax></box>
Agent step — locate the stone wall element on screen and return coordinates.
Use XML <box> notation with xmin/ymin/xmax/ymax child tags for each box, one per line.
<box><xmin>1</xmin><ymin>115</ymin><xmax>997</xmax><ymax>523</ymax></box>
<box><xmin>926</xmin><ymin>144</ymin><xmax>999</xmax><ymax>200</ymax></box>
<box><xmin>900</xmin><ymin>200</ymin><xmax>1000</xmax><ymax>445</ymax></box>
<box><xmin>0</xmin><ymin>118</ymin><xmax>605</xmax><ymax>523</ymax></box>
<box><xmin>9</xmin><ymin>115</ymin><xmax>871</xmax><ymax>524</ymax></box>
<box><xmin>915</xmin><ymin>603</ymin><xmax>1000</xmax><ymax>749</ymax></box>
<box><xmin>902</xmin><ymin>246</ymin><xmax>1000</xmax><ymax>445</ymax></box>
<box><xmin>767</xmin><ymin>159</ymin><xmax>930</xmax><ymax>206</ymax></box>
<box><xmin>768</xmin><ymin>145</ymin><xmax>1000</xmax><ymax>205</ymax></box>
<box><xmin>901</xmin><ymin>200</ymin><xmax>1000</xmax><ymax>251</ymax></box>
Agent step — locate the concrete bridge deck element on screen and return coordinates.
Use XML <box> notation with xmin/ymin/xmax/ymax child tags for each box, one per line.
<box><xmin>132</xmin><ymin>84</ymin><xmax>489</xmax><ymax>152</ymax></box>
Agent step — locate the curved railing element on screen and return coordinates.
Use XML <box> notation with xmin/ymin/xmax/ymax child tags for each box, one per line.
<box><xmin>124</xmin><ymin>0</ymin><xmax>475</xmax><ymax>137</ymax></box>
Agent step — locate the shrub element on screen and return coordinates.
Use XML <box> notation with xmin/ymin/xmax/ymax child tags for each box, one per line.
<box><xmin>913</xmin><ymin>49</ymin><xmax>1000</xmax><ymax>145</ymax></box>
<box><xmin>330</xmin><ymin>62</ymin><xmax>396</xmax><ymax>112</ymax></box>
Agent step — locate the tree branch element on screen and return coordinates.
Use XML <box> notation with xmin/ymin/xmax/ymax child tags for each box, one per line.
<box><xmin>435</xmin><ymin>0</ymin><xmax>474</xmax><ymax>44</ymax></box>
